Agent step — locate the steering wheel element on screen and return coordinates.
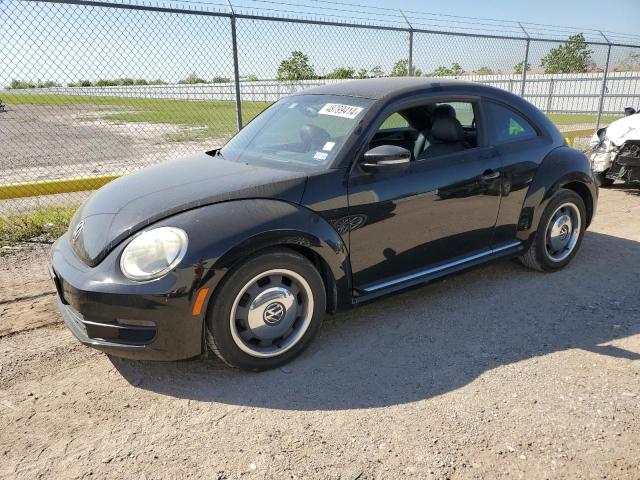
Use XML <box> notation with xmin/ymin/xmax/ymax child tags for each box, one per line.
<box><xmin>299</xmin><ymin>124</ymin><xmax>331</xmax><ymax>151</ymax></box>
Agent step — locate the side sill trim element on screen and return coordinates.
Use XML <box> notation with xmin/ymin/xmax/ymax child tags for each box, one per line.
<box><xmin>361</xmin><ymin>241</ymin><xmax>522</xmax><ymax>294</ymax></box>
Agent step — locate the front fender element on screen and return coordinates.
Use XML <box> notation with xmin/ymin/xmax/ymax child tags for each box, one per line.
<box><xmin>516</xmin><ymin>146</ymin><xmax>597</xmax><ymax>244</ymax></box>
<box><xmin>163</xmin><ymin>198</ymin><xmax>352</xmax><ymax>313</ymax></box>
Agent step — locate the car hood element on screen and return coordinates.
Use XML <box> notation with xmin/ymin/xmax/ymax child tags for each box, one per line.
<box><xmin>69</xmin><ymin>152</ymin><xmax>308</xmax><ymax>266</ymax></box>
<box><xmin>591</xmin><ymin>114</ymin><xmax>640</xmax><ymax>147</ymax></box>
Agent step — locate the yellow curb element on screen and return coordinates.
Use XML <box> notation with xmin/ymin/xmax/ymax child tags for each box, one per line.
<box><xmin>0</xmin><ymin>175</ymin><xmax>122</xmax><ymax>200</ymax></box>
<box><xmin>564</xmin><ymin>128</ymin><xmax>594</xmax><ymax>146</ymax></box>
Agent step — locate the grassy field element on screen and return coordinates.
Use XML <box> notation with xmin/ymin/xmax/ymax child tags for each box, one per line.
<box><xmin>3</xmin><ymin>92</ymin><xmax>621</xmax><ymax>142</ymax></box>
<box><xmin>0</xmin><ymin>205</ymin><xmax>77</xmax><ymax>246</ymax></box>
<box><xmin>3</xmin><ymin>93</ymin><xmax>267</xmax><ymax>142</ymax></box>
<box><xmin>546</xmin><ymin>113</ymin><xmax>621</xmax><ymax>125</ymax></box>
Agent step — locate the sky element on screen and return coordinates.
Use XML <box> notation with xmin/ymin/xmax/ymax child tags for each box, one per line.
<box><xmin>364</xmin><ymin>0</ymin><xmax>640</xmax><ymax>40</ymax></box>
<box><xmin>2</xmin><ymin>0</ymin><xmax>639</xmax><ymax>86</ymax></box>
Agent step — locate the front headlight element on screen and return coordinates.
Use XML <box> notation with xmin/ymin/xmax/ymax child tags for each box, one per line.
<box><xmin>120</xmin><ymin>227</ymin><xmax>188</xmax><ymax>281</ymax></box>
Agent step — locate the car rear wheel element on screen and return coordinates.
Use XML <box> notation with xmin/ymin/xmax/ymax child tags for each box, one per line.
<box><xmin>519</xmin><ymin>189</ymin><xmax>587</xmax><ymax>272</ymax></box>
<box><xmin>206</xmin><ymin>247</ymin><xmax>325</xmax><ymax>371</ymax></box>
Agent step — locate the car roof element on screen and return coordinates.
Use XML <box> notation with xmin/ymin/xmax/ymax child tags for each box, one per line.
<box><xmin>289</xmin><ymin>77</ymin><xmax>564</xmax><ymax>147</ymax></box>
<box><xmin>291</xmin><ymin>77</ymin><xmax>496</xmax><ymax>101</ymax></box>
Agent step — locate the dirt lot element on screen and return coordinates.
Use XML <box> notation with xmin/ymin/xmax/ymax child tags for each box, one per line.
<box><xmin>1</xmin><ymin>187</ymin><xmax>639</xmax><ymax>479</ymax></box>
<box><xmin>0</xmin><ymin>103</ymin><xmax>220</xmax><ymax>211</ymax></box>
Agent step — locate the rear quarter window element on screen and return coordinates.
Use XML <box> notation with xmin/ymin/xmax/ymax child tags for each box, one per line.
<box><xmin>486</xmin><ymin>102</ymin><xmax>538</xmax><ymax>144</ymax></box>
<box><xmin>379</xmin><ymin>112</ymin><xmax>409</xmax><ymax>130</ymax></box>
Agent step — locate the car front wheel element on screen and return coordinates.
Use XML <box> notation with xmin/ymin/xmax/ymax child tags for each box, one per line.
<box><xmin>206</xmin><ymin>247</ymin><xmax>326</xmax><ymax>371</ymax></box>
<box><xmin>519</xmin><ymin>189</ymin><xmax>587</xmax><ymax>272</ymax></box>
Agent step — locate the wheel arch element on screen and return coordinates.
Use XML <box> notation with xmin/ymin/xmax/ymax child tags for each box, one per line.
<box><xmin>562</xmin><ymin>181</ymin><xmax>594</xmax><ymax>227</ymax></box>
<box><xmin>171</xmin><ymin>198</ymin><xmax>353</xmax><ymax>316</ymax></box>
<box><xmin>516</xmin><ymin>146</ymin><xmax>597</xmax><ymax>244</ymax></box>
<box><xmin>212</xmin><ymin>236</ymin><xmax>347</xmax><ymax>315</ymax></box>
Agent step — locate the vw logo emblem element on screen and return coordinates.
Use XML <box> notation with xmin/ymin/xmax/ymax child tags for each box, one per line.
<box><xmin>72</xmin><ymin>220</ymin><xmax>85</xmax><ymax>243</ymax></box>
<box><xmin>263</xmin><ymin>302</ymin><xmax>285</xmax><ymax>325</ymax></box>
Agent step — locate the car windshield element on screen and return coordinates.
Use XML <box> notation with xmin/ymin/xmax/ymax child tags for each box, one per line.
<box><xmin>220</xmin><ymin>94</ymin><xmax>374</xmax><ymax>170</ymax></box>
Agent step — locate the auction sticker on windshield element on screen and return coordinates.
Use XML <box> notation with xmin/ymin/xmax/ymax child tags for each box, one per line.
<box><xmin>318</xmin><ymin>103</ymin><xmax>363</xmax><ymax>119</ymax></box>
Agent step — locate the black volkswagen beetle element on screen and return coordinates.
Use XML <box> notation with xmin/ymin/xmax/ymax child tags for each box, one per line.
<box><xmin>51</xmin><ymin>78</ymin><xmax>597</xmax><ymax>371</ymax></box>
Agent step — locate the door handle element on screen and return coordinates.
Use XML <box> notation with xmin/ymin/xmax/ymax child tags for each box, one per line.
<box><xmin>480</xmin><ymin>170</ymin><xmax>501</xmax><ymax>180</ymax></box>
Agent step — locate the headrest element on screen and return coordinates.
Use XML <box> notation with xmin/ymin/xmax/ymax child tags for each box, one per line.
<box><xmin>300</xmin><ymin>124</ymin><xmax>330</xmax><ymax>148</ymax></box>
<box><xmin>432</xmin><ymin>104</ymin><xmax>456</xmax><ymax>122</ymax></box>
<box><xmin>431</xmin><ymin>117</ymin><xmax>464</xmax><ymax>143</ymax></box>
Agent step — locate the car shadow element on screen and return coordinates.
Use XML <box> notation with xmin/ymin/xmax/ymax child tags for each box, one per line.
<box><xmin>111</xmin><ymin>231</ymin><xmax>640</xmax><ymax>411</ymax></box>
<box><xmin>609</xmin><ymin>182</ymin><xmax>640</xmax><ymax>196</ymax></box>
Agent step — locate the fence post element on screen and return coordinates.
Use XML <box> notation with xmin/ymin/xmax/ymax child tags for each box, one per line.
<box><xmin>518</xmin><ymin>23</ymin><xmax>530</xmax><ymax>98</ymax></box>
<box><xmin>596</xmin><ymin>31</ymin><xmax>612</xmax><ymax>130</ymax></box>
<box><xmin>400</xmin><ymin>11</ymin><xmax>413</xmax><ymax>76</ymax></box>
<box><xmin>226</xmin><ymin>0</ymin><xmax>242</xmax><ymax>130</ymax></box>
<box><xmin>546</xmin><ymin>79</ymin><xmax>555</xmax><ymax>113</ymax></box>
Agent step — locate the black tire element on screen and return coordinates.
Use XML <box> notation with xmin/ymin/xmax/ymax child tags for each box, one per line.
<box><xmin>205</xmin><ymin>247</ymin><xmax>326</xmax><ymax>371</ymax></box>
<box><xmin>595</xmin><ymin>171</ymin><xmax>614</xmax><ymax>188</ymax></box>
<box><xmin>519</xmin><ymin>189</ymin><xmax>587</xmax><ymax>272</ymax></box>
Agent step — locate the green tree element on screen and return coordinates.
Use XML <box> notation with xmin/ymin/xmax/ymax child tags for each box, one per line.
<box><xmin>390</xmin><ymin>59</ymin><xmax>422</xmax><ymax>77</ymax></box>
<box><xmin>276</xmin><ymin>51</ymin><xmax>316</xmax><ymax>81</ymax></box>
<box><xmin>326</xmin><ymin>66</ymin><xmax>355</xmax><ymax>79</ymax></box>
<box><xmin>35</xmin><ymin>80</ymin><xmax>60</xmax><ymax>88</ymax></box>
<box><xmin>356</xmin><ymin>68</ymin><xmax>368</xmax><ymax>79</ymax></box>
<box><xmin>211</xmin><ymin>76</ymin><xmax>231</xmax><ymax>83</ymax></box>
<box><xmin>244</xmin><ymin>74</ymin><xmax>259</xmax><ymax>81</ymax></box>
<box><xmin>178</xmin><ymin>72</ymin><xmax>208</xmax><ymax>85</ymax></box>
<box><xmin>67</xmin><ymin>80</ymin><xmax>92</xmax><ymax>87</ymax></box>
<box><xmin>370</xmin><ymin>66</ymin><xmax>384</xmax><ymax>77</ymax></box>
<box><xmin>475</xmin><ymin>66</ymin><xmax>494</xmax><ymax>75</ymax></box>
<box><xmin>540</xmin><ymin>33</ymin><xmax>593</xmax><ymax>73</ymax></box>
<box><xmin>135</xmin><ymin>79</ymin><xmax>148</xmax><ymax>85</ymax></box>
<box><xmin>390</xmin><ymin>60</ymin><xmax>408</xmax><ymax>76</ymax></box>
<box><xmin>450</xmin><ymin>63</ymin><xmax>464</xmax><ymax>76</ymax></box>
<box><xmin>95</xmin><ymin>79</ymin><xmax>117</xmax><ymax>87</ymax></box>
<box><xmin>513</xmin><ymin>61</ymin><xmax>532</xmax><ymax>74</ymax></box>
<box><xmin>428</xmin><ymin>63</ymin><xmax>464</xmax><ymax>77</ymax></box>
<box><xmin>429</xmin><ymin>66</ymin><xmax>452</xmax><ymax>76</ymax></box>
<box><xmin>148</xmin><ymin>79</ymin><xmax>167</xmax><ymax>85</ymax></box>
<box><xmin>9</xmin><ymin>79</ymin><xmax>36</xmax><ymax>89</ymax></box>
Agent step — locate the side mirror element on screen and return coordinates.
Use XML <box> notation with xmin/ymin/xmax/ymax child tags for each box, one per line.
<box><xmin>624</xmin><ymin>107</ymin><xmax>636</xmax><ymax>117</ymax></box>
<box><xmin>362</xmin><ymin>145</ymin><xmax>411</xmax><ymax>171</ymax></box>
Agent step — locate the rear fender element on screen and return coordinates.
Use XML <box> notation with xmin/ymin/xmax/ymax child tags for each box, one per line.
<box><xmin>516</xmin><ymin>147</ymin><xmax>597</xmax><ymax>245</ymax></box>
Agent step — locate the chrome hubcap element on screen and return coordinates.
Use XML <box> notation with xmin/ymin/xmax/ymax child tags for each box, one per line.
<box><xmin>545</xmin><ymin>202</ymin><xmax>581</xmax><ymax>262</ymax></box>
<box><xmin>230</xmin><ymin>269</ymin><xmax>313</xmax><ymax>358</ymax></box>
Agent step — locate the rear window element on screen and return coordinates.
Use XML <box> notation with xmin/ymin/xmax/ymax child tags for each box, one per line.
<box><xmin>487</xmin><ymin>102</ymin><xmax>537</xmax><ymax>143</ymax></box>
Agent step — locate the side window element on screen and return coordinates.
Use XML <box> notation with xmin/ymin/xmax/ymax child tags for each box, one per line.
<box><xmin>379</xmin><ymin>112</ymin><xmax>409</xmax><ymax>130</ymax></box>
<box><xmin>487</xmin><ymin>102</ymin><xmax>537</xmax><ymax>143</ymax></box>
<box><xmin>412</xmin><ymin>101</ymin><xmax>479</xmax><ymax>160</ymax></box>
<box><xmin>369</xmin><ymin>111</ymin><xmax>414</xmax><ymax>154</ymax></box>
<box><xmin>439</xmin><ymin>102</ymin><xmax>475</xmax><ymax>127</ymax></box>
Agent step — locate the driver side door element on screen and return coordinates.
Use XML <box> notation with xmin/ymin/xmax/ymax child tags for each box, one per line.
<box><xmin>347</xmin><ymin>99</ymin><xmax>503</xmax><ymax>292</ymax></box>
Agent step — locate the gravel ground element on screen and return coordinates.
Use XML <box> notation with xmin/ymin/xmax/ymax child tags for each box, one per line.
<box><xmin>0</xmin><ymin>186</ymin><xmax>639</xmax><ymax>479</ymax></box>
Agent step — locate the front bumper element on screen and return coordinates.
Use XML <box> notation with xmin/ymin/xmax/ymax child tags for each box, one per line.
<box><xmin>50</xmin><ymin>235</ymin><xmax>205</xmax><ymax>361</ymax></box>
<box><xmin>607</xmin><ymin>142</ymin><xmax>640</xmax><ymax>183</ymax></box>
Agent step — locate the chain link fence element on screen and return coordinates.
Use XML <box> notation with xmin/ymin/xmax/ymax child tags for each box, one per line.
<box><xmin>1</xmin><ymin>0</ymin><xmax>640</xmax><ymax>216</ymax></box>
